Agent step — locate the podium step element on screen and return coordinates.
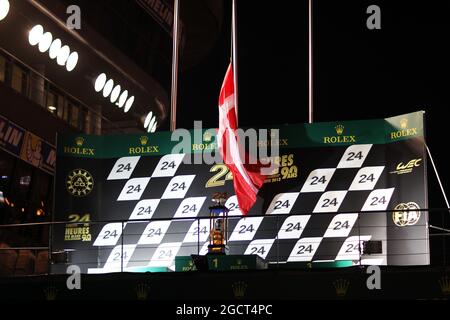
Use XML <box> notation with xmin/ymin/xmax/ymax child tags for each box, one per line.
<box><xmin>175</xmin><ymin>255</ymin><xmax>268</xmax><ymax>272</ymax></box>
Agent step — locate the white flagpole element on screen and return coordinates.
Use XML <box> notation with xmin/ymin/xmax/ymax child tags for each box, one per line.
<box><xmin>232</xmin><ymin>0</ymin><xmax>239</xmax><ymax>127</ymax></box>
<box><xmin>308</xmin><ymin>0</ymin><xmax>314</xmax><ymax>123</ymax></box>
<box><xmin>170</xmin><ymin>0</ymin><xmax>180</xmax><ymax>132</ymax></box>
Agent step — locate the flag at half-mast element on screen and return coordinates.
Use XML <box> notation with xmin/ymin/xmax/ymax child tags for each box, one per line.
<box><xmin>217</xmin><ymin>63</ymin><xmax>266</xmax><ymax>215</ymax></box>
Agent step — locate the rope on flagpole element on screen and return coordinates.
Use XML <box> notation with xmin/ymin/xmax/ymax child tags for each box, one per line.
<box><xmin>308</xmin><ymin>0</ymin><xmax>314</xmax><ymax>124</ymax></box>
<box><xmin>232</xmin><ymin>0</ymin><xmax>239</xmax><ymax>127</ymax></box>
<box><xmin>170</xmin><ymin>0</ymin><xmax>180</xmax><ymax>132</ymax></box>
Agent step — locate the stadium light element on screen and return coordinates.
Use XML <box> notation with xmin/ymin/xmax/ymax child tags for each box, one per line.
<box><xmin>29</xmin><ymin>25</ymin><xmax>44</xmax><ymax>46</ymax></box>
<box><xmin>65</xmin><ymin>51</ymin><xmax>78</xmax><ymax>72</ymax></box>
<box><xmin>143</xmin><ymin>111</ymin><xmax>158</xmax><ymax>133</ymax></box>
<box><xmin>38</xmin><ymin>32</ymin><xmax>53</xmax><ymax>53</ymax></box>
<box><xmin>0</xmin><ymin>0</ymin><xmax>10</xmax><ymax>21</ymax></box>
<box><xmin>94</xmin><ymin>73</ymin><xmax>107</xmax><ymax>92</ymax></box>
<box><xmin>93</xmin><ymin>73</ymin><xmax>135</xmax><ymax>111</ymax></box>
<box><xmin>28</xmin><ymin>24</ymin><xmax>78</xmax><ymax>72</ymax></box>
<box><xmin>49</xmin><ymin>38</ymin><xmax>62</xmax><ymax>59</ymax></box>
<box><xmin>150</xmin><ymin>122</ymin><xmax>157</xmax><ymax>133</ymax></box>
<box><xmin>56</xmin><ymin>45</ymin><xmax>70</xmax><ymax>66</ymax></box>
<box><xmin>102</xmin><ymin>79</ymin><xmax>114</xmax><ymax>98</ymax></box>
<box><xmin>147</xmin><ymin>116</ymin><xmax>156</xmax><ymax>133</ymax></box>
<box><xmin>36</xmin><ymin>208</ymin><xmax>45</xmax><ymax>217</ymax></box>
<box><xmin>144</xmin><ymin>111</ymin><xmax>153</xmax><ymax>128</ymax></box>
<box><xmin>117</xmin><ymin>90</ymin><xmax>128</xmax><ymax>108</ymax></box>
<box><xmin>110</xmin><ymin>84</ymin><xmax>121</xmax><ymax>103</ymax></box>
<box><xmin>124</xmin><ymin>96</ymin><xmax>134</xmax><ymax>113</ymax></box>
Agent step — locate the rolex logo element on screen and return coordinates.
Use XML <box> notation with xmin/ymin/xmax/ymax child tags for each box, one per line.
<box><xmin>43</xmin><ymin>286</ymin><xmax>58</xmax><ymax>300</ymax></box>
<box><xmin>400</xmin><ymin>118</ymin><xmax>408</xmax><ymax>130</ymax></box>
<box><xmin>335</xmin><ymin>125</ymin><xmax>344</xmax><ymax>135</ymax></box>
<box><xmin>186</xmin><ymin>260</ymin><xmax>196</xmax><ymax>271</ymax></box>
<box><xmin>75</xmin><ymin>137</ymin><xmax>84</xmax><ymax>147</ymax></box>
<box><xmin>203</xmin><ymin>131</ymin><xmax>212</xmax><ymax>142</ymax></box>
<box><xmin>135</xmin><ymin>282</ymin><xmax>150</xmax><ymax>300</ymax></box>
<box><xmin>333</xmin><ymin>278</ymin><xmax>350</xmax><ymax>297</ymax></box>
<box><xmin>439</xmin><ymin>275</ymin><xmax>450</xmax><ymax>296</ymax></box>
<box><xmin>140</xmin><ymin>136</ymin><xmax>149</xmax><ymax>146</ymax></box>
<box><xmin>324</xmin><ymin>125</ymin><xmax>355</xmax><ymax>144</ymax></box>
<box><xmin>232</xmin><ymin>281</ymin><xmax>247</xmax><ymax>299</ymax></box>
<box><xmin>390</xmin><ymin>117</ymin><xmax>417</xmax><ymax>140</ymax></box>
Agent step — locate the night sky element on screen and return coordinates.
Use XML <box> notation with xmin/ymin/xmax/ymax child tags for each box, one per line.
<box><xmin>179</xmin><ymin>1</ymin><xmax>449</xmax><ymax>128</ymax></box>
<box><xmin>177</xmin><ymin>0</ymin><xmax>450</xmax><ymax>257</ymax></box>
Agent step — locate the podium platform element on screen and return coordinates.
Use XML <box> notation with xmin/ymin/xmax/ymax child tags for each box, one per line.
<box><xmin>268</xmin><ymin>260</ymin><xmax>354</xmax><ymax>269</ymax></box>
<box><xmin>175</xmin><ymin>255</ymin><xmax>268</xmax><ymax>272</ymax></box>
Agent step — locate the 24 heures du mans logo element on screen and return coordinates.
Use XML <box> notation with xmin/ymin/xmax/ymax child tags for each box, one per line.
<box><xmin>390</xmin><ymin>118</ymin><xmax>418</xmax><ymax>140</ymax></box>
<box><xmin>390</xmin><ymin>158</ymin><xmax>422</xmax><ymax>175</ymax></box>
<box><xmin>63</xmin><ymin>137</ymin><xmax>95</xmax><ymax>156</ymax></box>
<box><xmin>324</xmin><ymin>125</ymin><xmax>356</xmax><ymax>144</ymax></box>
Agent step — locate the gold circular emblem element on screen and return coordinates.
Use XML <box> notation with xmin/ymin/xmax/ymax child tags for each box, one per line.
<box><xmin>392</xmin><ymin>202</ymin><xmax>420</xmax><ymax>227</ymax></box>
<box><xmin>66</xmin><ymin>169</ymin><xmax>94</xmax><ymax>197</ymax></box>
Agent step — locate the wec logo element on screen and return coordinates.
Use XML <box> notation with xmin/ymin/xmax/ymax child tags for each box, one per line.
<box><xmin>391</xmin><ymin>159</ymin><xmax>422</xmax><ymax>175</ymax></box>
<box><xmin>396</xmin><ymin>159</ymin><xmax>422</xmax><ymax>171</ymax></box>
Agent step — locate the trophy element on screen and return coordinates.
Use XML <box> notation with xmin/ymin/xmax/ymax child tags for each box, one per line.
<box><xmin>208</xmin><ymin>192</ymin><xmax>230</xmax><ymax>255</ymax></box>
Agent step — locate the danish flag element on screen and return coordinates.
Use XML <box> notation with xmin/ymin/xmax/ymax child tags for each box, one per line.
<box><xmin>217</xmin><ymin>63</ymin><xmax>266</xmax><ymax>215</ymax></box>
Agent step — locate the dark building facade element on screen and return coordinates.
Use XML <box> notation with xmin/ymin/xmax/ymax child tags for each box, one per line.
<box><xmin>0</xmin><ymin>0</ymin><xmax>223</xmax><ymax>258</ymax></box>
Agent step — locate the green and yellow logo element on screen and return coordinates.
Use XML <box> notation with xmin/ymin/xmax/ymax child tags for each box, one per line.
<box><xmin>129</xmin><ymin>136</ymin><xmax>159</xmax><ymax>155</ymax></box>
<box><xmin>64</xmin><ymin>137</ymin><xmax>95</xmax><ymax>156</ymax></box>
<box><xmin>191</xmin><ymin>131</ymin><xmax>216</xmax><ymax>151</ymax></box>
<box><xmin>75</xmin><ymin>136</ymin><xmax>84</xmax><ymax>146</ymax></box>
<box><xmin>66</xmin><ymin>169</ymin><xmax>94</xmax><ymax>197</ymax></box>
<box><xmin>230</xmin><ymin>258</ymin><xmax>248</xmax><ymax>270</ymax></box>
<box><xmin>324</xmin><ymin>125</ymin><xmax>356</xmax><ymax>144</ymax></box>
<box><xmin>203</xmin><ymin>131</ymin><xmax>212</xmax><ymax>142</ymax></box>
<box><xmin>400</xmin><ymin>118</ymin><xmax>408</xmax><ymax>129</ymax></box>
<box><xmin>390</xmin><ymin>118</ymin><xmax>418</xmax><ymax>140</ymax></box>
<box><xmin>181</xmin><ymin>260</ymin><xmax>196</xmax><ymax>271</ymax></box>
<box><xmin>140</xmin><ymin>136</ymin><xmax>149</xmax><ymax>146</ymax></box>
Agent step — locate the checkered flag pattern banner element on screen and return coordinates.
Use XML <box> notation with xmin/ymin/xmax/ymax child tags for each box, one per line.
<box><xmin>53</xmin><ymin>112</ymin><xmax>429</xmax><ymax>273</ymax></box>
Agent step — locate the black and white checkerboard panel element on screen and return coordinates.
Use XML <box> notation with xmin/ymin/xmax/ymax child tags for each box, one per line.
<box><xmin>86</xmin><ymin>144</ymin><xmax>398</xmax><ymax>273</ymax></box>
<box><xmin>87</xmin><ymin>212</ymin><xmax>387</xmax><ymax>273</ymax></box>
